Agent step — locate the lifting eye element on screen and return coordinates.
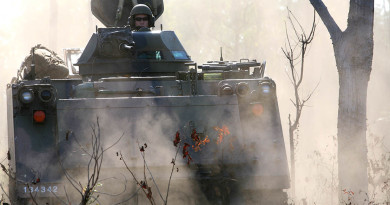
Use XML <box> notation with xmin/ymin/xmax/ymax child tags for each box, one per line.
<box><xmin>19</xmin><ymin>89</ymin><xmax>34</xmax><ymax>104</ymax></box>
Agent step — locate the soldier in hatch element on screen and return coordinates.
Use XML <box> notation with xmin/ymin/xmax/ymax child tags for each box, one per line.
<box><xmin>128</xmin><ymin>4</ymin><xmax>155</xmax><ymax>31</ymax></box>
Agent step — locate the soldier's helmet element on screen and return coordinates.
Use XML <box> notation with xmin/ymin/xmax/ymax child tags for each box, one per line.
<box><xmin>128</xmin><ymin>4</ymin><xmax>155</xmax><ymax>29</ymax></box>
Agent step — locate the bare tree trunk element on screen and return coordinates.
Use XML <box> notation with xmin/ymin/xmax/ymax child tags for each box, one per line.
<box><xmin>309</xmin><ymin>0</ymin><xmax>374</xmax><ymax>202</ymax></box>
<box><xmin>289</xmin><ymin>126</ymin><xmax>296</xmax><ymax>197</ymax></box>
<box><xmin>337</xmin><ymin>68</ymin><xmax>370</xmax><ymax>198</ymax></box>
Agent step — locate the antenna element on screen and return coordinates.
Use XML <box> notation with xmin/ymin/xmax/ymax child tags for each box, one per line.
<box><xmin>28</xmin><ymin>48</ymin><xmax>36</xmax><ymax>80</ymax></box>
<box><xmin>220</xmin><ymin>47</ymin><xmax>223</xmax><ymax>61</ymax></box>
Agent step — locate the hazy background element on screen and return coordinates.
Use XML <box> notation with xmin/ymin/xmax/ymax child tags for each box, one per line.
<box><xmin>0</xmin><ymin>0</ymin><xmax>389</xmax><ymax>204</ymax></box>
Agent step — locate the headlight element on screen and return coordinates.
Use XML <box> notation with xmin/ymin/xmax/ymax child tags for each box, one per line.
<box><xmin>256</xmin><ymin>81</ymin><xmax>274</xmax><ymax>99</ymax></box>
<box><xmin>259</xmin><ymin>83</ymin><xmax>272</xmax><ymax>94</ymax></box>
<box><xmin>19</xmin><ymin>89</ymin><xmax>34</xmax><ymax>104</ymax></box>
<box><xmin>39</xmin><ymin>89</ymin><xmax>54</xmax><ymax>103</ymax></box>
<box><xmin>219</xmin><ymin>84</ymin><xmax>234</xmax><ymax>95</ymax></box>
<box><xmin>236</xmin><ymin>82</ymin><xmax>250</xmax><ymax>97</ymax></box>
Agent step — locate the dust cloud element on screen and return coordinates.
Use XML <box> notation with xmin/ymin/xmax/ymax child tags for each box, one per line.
<box><xmin>1</xmin><ymin>0</ymin><xmax>390</xmax><ymax>204</ymax></box>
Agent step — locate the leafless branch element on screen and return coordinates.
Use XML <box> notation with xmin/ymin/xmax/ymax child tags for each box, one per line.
<box><xmin>282</xmin><ymin>8</ymin><xmax>318</xmax><ymax>199</ymax></box>
<box><xmin>79</xmin><ymin>118</ymin><xmax>104</xmax><ymax>205</ymax></box>
<box><xmin>120</xmin><ymin>152</ymin><xmax>156</xmax><ymax>205</ymax></box>
<box><xmin>0</xmin><ymin>163</ymin><xmax>15</xmax><ymax>181</ymax></box>
<box><xmin>48</xmin><ymin>186</ymin><xmax>69</xmax><ymax>205</ymax></box>
<box><xmin>26</xmin><ymin>184</ymin><xmax>38</xmax><ymax>205</ymax></box>
<box><xmin>64</xmin><ymin>185</ymin><xmax>71</xmax><ymax>204</ymax></box>
<box><xmin>113</xmin><ymin>186</ymin><xmax>141</xmax><ymax>205</ymax></box>
<box><xmin>71</xmin><ymin>131</ymin><xmax>92</xmax><ymax>158</ymax></box>
<box><xmin>309</xmin><ymin>0</ymin><xmax>342</xmax><ymax>42</ymax></box>
<box><xmin>287</xmin><ymin>8</ymin><xmax>304</xmax><ymax>41</ymax></box>
<box><xmin>136</xmin><ymin>141</ymin><xmax>165</xmax><ymax>203</ymax></box>
<box><xmin>94</xmin><ymin>174</ymin><xmax>127</xmax><ymax>196</ymax></box>
<box><xmin>0</xmin><ymin>184</ymin><xmax>10</xmax><ymax>204</ymax></box>
<box><xmin>303</xmin><ymin>81</ymin><xmax>320</xmax><ymax>104</ymax></box>
<box><xmin>60</xmin><ymin>117</ymin><xmax>123</xmax><ymax>205</ymax></box>
<box><xmin>283</xmin><ymin>9</ymin><xmax>318</xmax><ymax>130</ymax></box>
<box><xmin>165</xmin><ymin>139</ymin><xmax>182</xmax><ymax>205</ymax></box>
<box><xmin>1</xmin><ymin>162</ymin><xmax>54</xmax><ymax>205</ymax></box>
<box><xmin>59</xmin><ymin>159</ymin><xmax>83</xmax><ymax>196</ymax></box>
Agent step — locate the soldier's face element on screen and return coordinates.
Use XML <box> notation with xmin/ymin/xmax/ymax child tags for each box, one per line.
<box><xmin>134</xmin><ymin>14</ymin><xmax>149</xmax><ymax>28</ymax></box>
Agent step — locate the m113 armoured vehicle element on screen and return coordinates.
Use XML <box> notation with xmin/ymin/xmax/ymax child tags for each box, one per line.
<box><xmin>5</xmin><ymin>0</ymin><xmax>289</xmax><ymax>204</ymax></box>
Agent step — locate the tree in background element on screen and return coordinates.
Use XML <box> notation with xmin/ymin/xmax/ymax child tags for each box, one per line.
<box><xmin>309</xmin><ymin>0</ymin><xmax>374</xmax><ymax>202</ymax></box>
<box><xmin>282</xmin><ymin>9</ymin><xmax>317</xmax><ymax>199</ymax></box>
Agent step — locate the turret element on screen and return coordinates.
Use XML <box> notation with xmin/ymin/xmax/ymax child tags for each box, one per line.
<box><xmin>77</xmin><ymin>0</ymin><xmax>192</xmax><ymax>80</ymax></box>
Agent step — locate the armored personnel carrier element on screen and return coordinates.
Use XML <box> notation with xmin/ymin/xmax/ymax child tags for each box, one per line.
<box><xmin>5</xmin><ymin>0</ymin><xmax>289</xmax><ymax>204</ymax></box>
